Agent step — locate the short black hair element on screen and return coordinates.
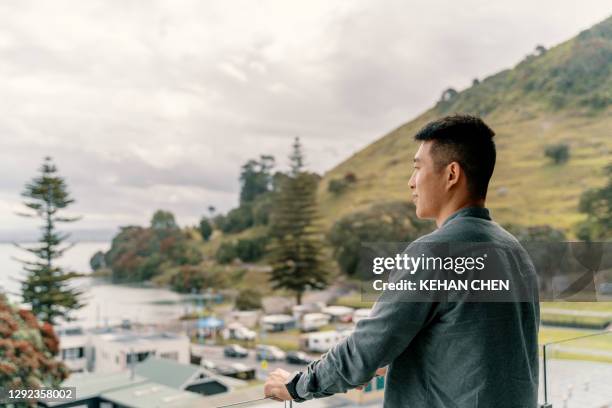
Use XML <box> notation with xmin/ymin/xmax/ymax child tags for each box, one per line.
<box><xmin>414</xmin><ymin>114</ymin><xmax>496</xmax><ymax>199</ymax></box>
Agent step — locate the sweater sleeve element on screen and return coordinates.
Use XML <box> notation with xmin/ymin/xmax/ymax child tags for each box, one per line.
<box><xmin>296</xmin><ymin>294</ymin><xmax>439</xmax><ymax>399</ymax></box>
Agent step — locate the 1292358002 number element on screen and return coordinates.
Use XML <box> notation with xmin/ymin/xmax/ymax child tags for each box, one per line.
<box><xmin>0</xmin><ymin>387</ymin><xmax>76</xmax><ymax>403</ymax></box>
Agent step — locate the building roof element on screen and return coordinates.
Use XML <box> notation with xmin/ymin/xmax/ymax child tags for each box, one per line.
<box><xmin>101</xmin><ymin>381</ymin><xmax>203</xmax><ymax>408</ymax></box>
<box><xmin>108</xmin><ymin>332</ymin><xmax>184</xmax><ymax>343</ymax></box>
<box><xmin>134</xmin><ymin>357</ymin><xmax>205</xmax><ymax>389</ymax></box>
<box><xmin>303</xmin><ymin>312</ymin><xmax>331</xmax><ymax>320</ymax></box>
<box><xmin>45</xmin><ymin>372</ymin><xmax>148</xmax><ymax>406</ymax></box>
<box><xmin>261</xmin><ymin>314</ymin><xmax>295</xmax><ymax>324</ymax></box>
<box><xmin>322</xmin><ymin>305</ymin><xmax>354</xmax><ymax>315</ymax></box>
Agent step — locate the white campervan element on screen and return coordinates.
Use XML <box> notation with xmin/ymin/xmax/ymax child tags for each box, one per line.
<box><xmin>300</xmin><ymin>313</ymin><xmax>331</xmax><ymax>332</ymax></box>
<box><xmin>299</xmin><ymin>330</ymin><xmax>350</xmax><ymax>353</ymax></box>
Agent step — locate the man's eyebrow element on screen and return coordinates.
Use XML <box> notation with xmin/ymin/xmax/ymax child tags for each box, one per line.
<box><xmin>413</xmin><ymin>157</ymin><xmax>420</xmax><ymax>163</ymax></box>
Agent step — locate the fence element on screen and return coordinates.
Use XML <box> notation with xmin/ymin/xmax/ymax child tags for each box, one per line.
<box><xmin>540</xmin><ymin>331</ymin><xmax>612</xmax><ymax>408</ymax></box>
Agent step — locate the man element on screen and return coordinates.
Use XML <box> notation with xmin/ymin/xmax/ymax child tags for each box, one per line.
<box><xmin>264</xmin><ymin>114</ymin><xmax>540</xmax><ymax>407</ymax></box>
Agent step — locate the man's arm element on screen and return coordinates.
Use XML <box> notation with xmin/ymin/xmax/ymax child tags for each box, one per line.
<box><xmin>295</xmin><ymin>298</ymin><xmax>439</xmax><ymax>399</ymax></box>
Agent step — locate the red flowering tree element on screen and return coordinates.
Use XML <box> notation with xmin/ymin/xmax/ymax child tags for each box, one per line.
<box><xmin>0</xmin><ymin>294</ymin><xmax>69</xmax><ymax>390</ymax></box>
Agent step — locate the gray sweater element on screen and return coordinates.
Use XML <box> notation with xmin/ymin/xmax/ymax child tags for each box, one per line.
<box><xmin>296</xmin><ymin>207</ymin><xmax>540</xmax><ymax>407</ymax></box>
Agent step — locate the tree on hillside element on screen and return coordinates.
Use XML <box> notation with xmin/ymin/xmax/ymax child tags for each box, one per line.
<box><xmin>440</xmin><ymin>88</ymin><xmax>458</xmax><ymax>102</ymax></box>
<box><xmin>544</xmin><ymin>143</ymin><xmax>570</xmax><ymax>164</ymax></box>
<box><xmin>215</xmin><ymin>155</ymin><xmax>277</xmax><ymax>234</ymax></box>
<box><xmin>104</xmin><ymin>212</ymin><xmax>202</xmax><ymax>283</ymax></box>
<box><xmin>15</xmin><ymin>157</ymin><xmax>84</xmax><ymax>324</ymax></box>
<box><xmin>240</xmin><ymin>155</ymin><xmax>275</xmax><ymax>204</ymax></box>
<box><xmin>151</xmin><ymin>209</ymin><xmax>178</xmax><ymax>230</ymax></box>
<box><xmin>90</xmin><ymin>250</ymin><xmax>106</xmax><ymax>271</ymax></box>
<box><xmin>576</xmin><ymin>164</ymin><xmax>612</xmax><ymax>241</ymax></box>
<box><xmin>199</xmin><ymin>217</ymin><xmax>213</xmax><ymax>241</ymax></box>
<box><xmin>268</xmin><ymin>139</ymin><xmax>329</xmax><ymax>305</ymax></box>
<box><xmin>534</xmin><ymin>45</ymin><xmax>547</xmax><ymax>56</ymax></box>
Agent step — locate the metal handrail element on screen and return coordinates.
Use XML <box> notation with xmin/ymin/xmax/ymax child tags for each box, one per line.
<box><xmin>215</xmin><ymin>397</ymin><xmax>292</xmax><ymax>408</ymax></box>
<box><xmin>541</xmin><ymin>330</ymin><xmax>611</xmax><ymax>408</ymax></box>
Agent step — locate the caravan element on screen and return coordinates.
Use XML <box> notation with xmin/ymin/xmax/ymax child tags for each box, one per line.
<box><xmin>300</xmin><ymin>313</ymin><xmax>331</xmax><ymax>332</ymax></box>
<box><xmin>299</xmin><ymin>330</ymin><xmax>351</xmax><ymax>353</ymax></box>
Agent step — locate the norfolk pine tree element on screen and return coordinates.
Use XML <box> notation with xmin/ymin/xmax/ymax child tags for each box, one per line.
<box><xmin>15</xmin><ymin>157</ymin><xmax>84</xmax><ymax>324</ymax></box>
<box><xmin>268</xmin><ymin>138</ymin><xmax>329</xmax><ymax>305</ymax></box>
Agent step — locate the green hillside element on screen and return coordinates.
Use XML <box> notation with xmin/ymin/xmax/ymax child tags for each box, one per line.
<box><xmin>318</xmin><ymin>15</ymin><xmax>612</xmax><ymax>234</ymax></box>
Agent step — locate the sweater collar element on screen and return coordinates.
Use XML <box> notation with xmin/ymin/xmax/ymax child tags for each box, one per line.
<box><xmin>441</xmin><ymin>206</ymin><xmax>491</xmax><ymax>227</ymax></box>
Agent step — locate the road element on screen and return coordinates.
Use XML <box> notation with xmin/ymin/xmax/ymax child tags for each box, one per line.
<box><xmin>191</xmin><ymin>344</ymin><xmax>321</xmax><ymax>380</ymax></box>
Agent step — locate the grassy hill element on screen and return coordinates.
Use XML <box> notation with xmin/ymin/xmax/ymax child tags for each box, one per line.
<box><xmin>317</xmin><ymin>15</ymin><xmax>612</xmax><ymax>234</ymax></box>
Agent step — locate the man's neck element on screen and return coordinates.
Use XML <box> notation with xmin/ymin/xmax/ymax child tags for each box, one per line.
<box><xmin>435</xmin><ymin>198</ymin><xmax>485</xmax><ymax>228</ymax></box>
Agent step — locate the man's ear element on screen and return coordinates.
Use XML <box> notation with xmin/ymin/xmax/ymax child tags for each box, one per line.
<box><xmin>446</xmin><ymin>161</ymin><xmax>461</xmax><ymax>190</ymax></box>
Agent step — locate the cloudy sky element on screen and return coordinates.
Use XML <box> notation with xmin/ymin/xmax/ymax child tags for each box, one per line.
<box><xmin>0</xmin><ymin>0</ymin><xmax>610</xmax><ymax>235</ymax></box>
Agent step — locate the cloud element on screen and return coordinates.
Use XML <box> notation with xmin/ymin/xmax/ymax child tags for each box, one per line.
<box><xmin>0</xmin><ymin>0</ymin><xmax>610</xmax><ymax>232</ymax></box>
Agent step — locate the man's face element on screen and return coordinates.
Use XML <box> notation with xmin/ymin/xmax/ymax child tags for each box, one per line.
<box><xmin>408</xmin><ymin>141</ymin><xmax>447</xmax><ymax>219</ymax></box>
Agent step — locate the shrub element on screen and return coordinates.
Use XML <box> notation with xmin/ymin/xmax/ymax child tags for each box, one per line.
<box><xmin>170</xmin><ymin>265</ymin><xmax>230</xmax><ymax>293</ymax></box>
<box><xmin>235</xmin><ymin>236</ymin><xmax>268</xmax><ymax>262</ymax></box>
<box><xmin>328</xmin><ymin>178</ymin><xmax>349</xmax><ymax>195</ymax></box>
<box><xmin>219</xmin><ymin>205</ymin><xmax>254</xmax><ymax>234</ymax></box>
<box><xmin>235</xmin><ymin>288</ymin><xmax>263</xmax><ymax>310</ymax></box>
<box><xmin>328</xmin><ymin>173</ymin><xmax>357</xmax><ymax>195</ymax></box>
<box><xmin>544</xmin><ymin>143</ymin><xmax>570</xmax><ymax>164</ymax></box>
<box><xmin>216</xmin><ymin>242</ymin><xmax>238</xmax><ymax>264</ymax></box>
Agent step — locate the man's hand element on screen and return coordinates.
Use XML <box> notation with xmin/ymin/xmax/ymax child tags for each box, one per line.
<box><xmin>356</xmin><ymin>366</ymin><xmax>387</xmax><ymax>390</ymax></box>
<box><xmin>264</xmin><ymin>368</ymin><xmax>293</xmax><ymax>401</ymax></box>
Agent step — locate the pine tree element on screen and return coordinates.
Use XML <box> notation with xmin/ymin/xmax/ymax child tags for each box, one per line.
<box><xmin>15</xmin><ymin>157</ymin><xmax>84</xmax><ymax>324</ymax></box>
<box><xmin>288</xmin><ymin>137</ymin><xmax>304</xmax><ymax>176</ymax></box>
<box><xmin>268</xmin><ymin>140</ymin><xmax>328</xmax><ymax>305</ymax></box>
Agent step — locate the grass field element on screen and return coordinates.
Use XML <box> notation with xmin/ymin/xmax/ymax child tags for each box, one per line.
<box><xmin>541</xmin><ymin>302</ymin><xmax>612</xmax><ymax>329</ymax></box>
<box><xmin>539</xmin><ymin>326</ymin><xmax>612</xmax><ymax>363</ymax></box>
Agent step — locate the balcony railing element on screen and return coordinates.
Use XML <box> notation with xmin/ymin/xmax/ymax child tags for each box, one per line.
<box><xmin>540</xmin><ymin>330</ymin><xmax>612</xmax><ymax>408</ymax></box>
<box><xmin>211</xmin><ymin>330</ymin><xmax>611</xmax><ymax>408</ymax></box>
<box><xmin>215</xmin><ymin>398</ymin><xmax>290</xmax><ymax>407</ymax></box>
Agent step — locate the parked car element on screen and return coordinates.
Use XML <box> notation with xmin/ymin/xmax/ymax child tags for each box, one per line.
<box><xmin>215</xmin><ymin>363</ymin><xmax>256</xmax><ymax>380</ymax></box>
<box><xmin>255</xmin><ymin>344</ymin><xmax>286</xmax><ymax>361</ymax></box>
<box><xmin>222</xmin><ymin>323</ymin><xmax>257</xmax><ymax>341</ymax></box>
<box><xmin>223</xmin><ymin>344</ymin><xmax>249</xmax><ymax>358</ymax></box>
<box><xmin>200</xmin><ymin>359</ymin><xmax>217</xmax><ymax>371</ymax></box>
<box><xmin>286</xmin><ymin>351</ymin><xmax>313</xmax><ymax>365</ymax></box>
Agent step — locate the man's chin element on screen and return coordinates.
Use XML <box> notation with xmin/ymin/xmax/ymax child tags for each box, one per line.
<box><xmin>415</xmin><ymin>207</ymin><xmax>431</xmax><ymax>220</ymax></box>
